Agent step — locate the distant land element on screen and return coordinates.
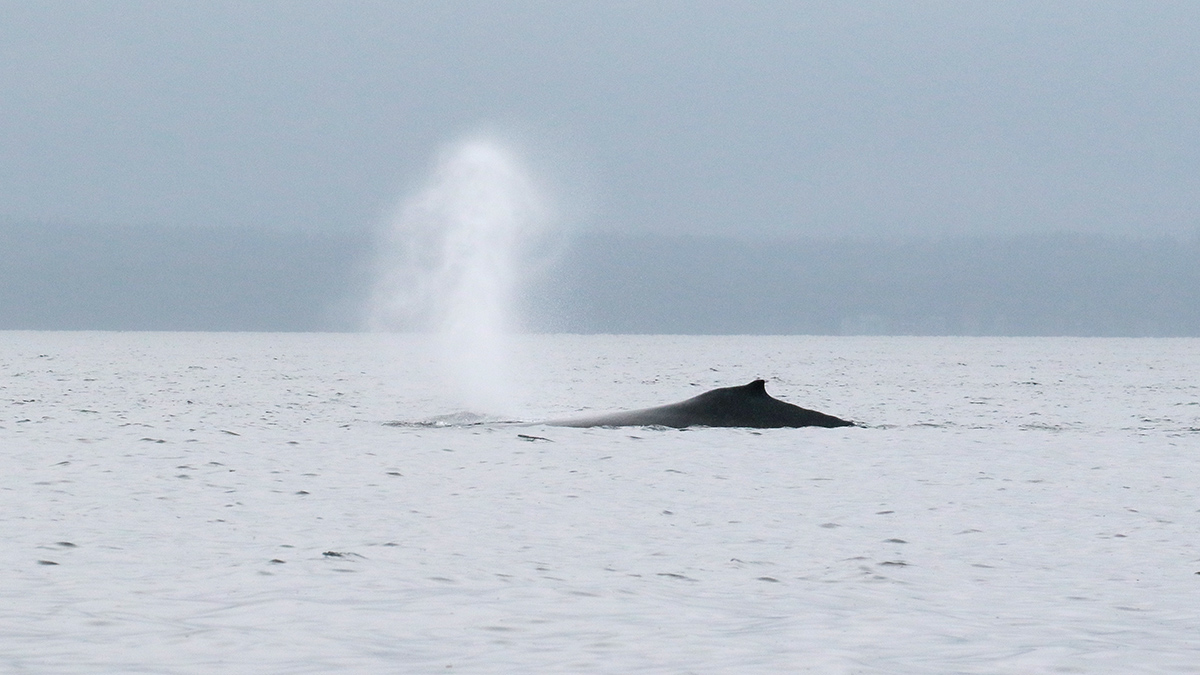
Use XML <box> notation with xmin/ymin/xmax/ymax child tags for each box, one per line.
<box><xmin>3</xmin><ymin>222</ymin><xmax>1198</xmax><ymax>336</ymax></box>
<box><xmin>0</xmin><ymin>223</ymin><xmax>372</xmax><ymax>332</ymax></box>
<box><xmin>546</xmin><ymin>232</ymin><xmax>1200</xmax><ymax>337</ymax></box>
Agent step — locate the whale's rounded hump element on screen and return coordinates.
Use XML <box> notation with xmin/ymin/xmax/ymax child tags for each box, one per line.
<box><xmin>547</xmin><ymin>378</ymin><xmax>855</xmax><ymax>429</ymax></box>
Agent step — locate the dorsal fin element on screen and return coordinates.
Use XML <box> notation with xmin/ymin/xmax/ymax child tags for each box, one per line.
<box><xmin>742</xmin><ymin>379</ymin><xmax>768</xmax><ymax>396</ymax></box>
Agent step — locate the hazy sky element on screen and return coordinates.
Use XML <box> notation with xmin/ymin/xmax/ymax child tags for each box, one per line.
<box><xmin>3</xmin><ymin>1</ymin><xmax>1198</xmax><ymax>239</ymax></box>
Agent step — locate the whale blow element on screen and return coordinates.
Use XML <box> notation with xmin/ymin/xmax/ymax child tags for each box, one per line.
<box><xmin>548</xmin><ymin>380</ymin><xmax>854</xmax><ymax>429</ymax></box>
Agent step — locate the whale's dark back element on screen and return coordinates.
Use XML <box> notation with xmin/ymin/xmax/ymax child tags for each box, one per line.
<box><xmin>551</xmin><ymin>379</ymin><xmax>854</xmax><ymax>429</ymax></box>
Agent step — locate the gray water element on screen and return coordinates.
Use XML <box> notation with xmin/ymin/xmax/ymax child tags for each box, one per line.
<box><xmin>3</xmin><ymin>332</ymin><xmax>1199</xmax><ymax>673</ymax></box>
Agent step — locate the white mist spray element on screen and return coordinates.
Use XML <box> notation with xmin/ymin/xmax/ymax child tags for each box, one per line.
<box><xmin>367</xmin><ymin>138</ymin><xmax>550</xmax><ymax>414</ymax></box>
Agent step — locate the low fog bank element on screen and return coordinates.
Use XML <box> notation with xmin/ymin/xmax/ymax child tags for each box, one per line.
<box><xmin>2</xmin><ymin>223</ymin><xmax>1198</xmax><ymax>336</ymax></box>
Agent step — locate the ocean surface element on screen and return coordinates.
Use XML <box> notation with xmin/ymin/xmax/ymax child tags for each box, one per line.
<box><xmin>2</xmin><ymin>332</ymin><xmax>1199</xmax><ymax>673</ymax></box>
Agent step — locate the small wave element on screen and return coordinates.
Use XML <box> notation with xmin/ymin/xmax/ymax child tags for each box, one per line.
<box><xmin>1020</xmin><ymin>422</ymin><xmax>1064</xmax><ymax>432</ymax></box>
<box><xmin>384</xmin><ymin>411</ymin><xmax>510</xmax><ymax>428</ymax></box>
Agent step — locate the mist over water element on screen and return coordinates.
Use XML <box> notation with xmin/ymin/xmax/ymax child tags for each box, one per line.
<box><xmin>367</xmin><ymin>139</ymin><xmax>551</xmax><ymax>413</ymax></box>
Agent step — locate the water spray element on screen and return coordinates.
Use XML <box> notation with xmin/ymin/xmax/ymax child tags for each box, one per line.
<box><xmin>367</xmin><ymin>138</ymin><xmax>551</xmax><ymax>413</ymax></box>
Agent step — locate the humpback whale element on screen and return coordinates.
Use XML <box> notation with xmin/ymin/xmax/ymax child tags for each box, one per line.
<box><xmin>548</xmin><ymin>380</ymin><xmax>854</xmax><ymax>429</ymax></box>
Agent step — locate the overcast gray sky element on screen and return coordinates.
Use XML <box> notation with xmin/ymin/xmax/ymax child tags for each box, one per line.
<box><xmin>2</xmin><ymin>1</ymin><xmax>1198</xmax><ymax>239</ymax></box>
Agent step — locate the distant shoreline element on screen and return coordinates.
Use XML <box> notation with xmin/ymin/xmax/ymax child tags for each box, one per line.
<box><xmin>3</xmin><ymin>223</ymin><xmax>1198</xmax><ymax>336</ymax></box>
